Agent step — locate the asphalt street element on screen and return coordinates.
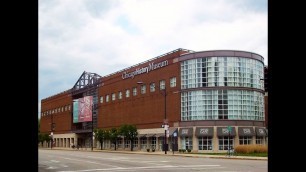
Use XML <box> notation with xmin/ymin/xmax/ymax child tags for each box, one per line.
<box><xmin>39</xmin><ymin>149</ymin><xmax>267</xmax><ymax>172</ymax></box>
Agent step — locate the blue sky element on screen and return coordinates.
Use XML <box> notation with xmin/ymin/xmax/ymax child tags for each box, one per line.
<box><xmin>39</xmin><ymin>0</ymin><xmax>267</xmax><ymax>118</ymax></box>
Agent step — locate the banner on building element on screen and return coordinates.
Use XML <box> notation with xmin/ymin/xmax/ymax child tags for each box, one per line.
<box><xmin>73</xmin><ymin>96</ymin><xmax>93</xmax><ymax>123</ymax></box>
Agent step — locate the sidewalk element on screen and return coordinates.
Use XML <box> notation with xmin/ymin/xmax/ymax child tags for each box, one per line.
<box><xmin>39</xmin><ymin>147</ymin><xmax>267</xmax><ymax>161</ymax></box>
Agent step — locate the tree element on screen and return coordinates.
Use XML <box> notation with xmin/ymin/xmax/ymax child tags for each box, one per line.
<box><xmin>109</xmin><ymin>128</ymin><xmax>119</xmax><ymax>150</ymax></box>
<box><xmin>40</xmin><ymin>133</ymin><xmax>51</xmax><ymax>147</ymax></box>
<box><xmin>94</xmin><ymin>128</ymin><xmax>106</xmax><ymax>150</ymax></box>
<box><xmin>119</xmin><ymin>124</ymin><xmax>138</xmax><ymax>151</ymax></box>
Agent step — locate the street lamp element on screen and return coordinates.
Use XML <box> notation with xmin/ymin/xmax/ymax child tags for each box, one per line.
<box><xmin>91</xmin><ymin>103</ymin><xmax>94</xmax><ymax>151</ymax></box>
<box><xmin>50</xmin><ymin>113</ymin><xmax>54</xmax><ymax>149</ymax></box>
<box><xmin>50</xmin><ymin>132</ymin><xmax>53</xmax><ymax>149</ymax></box>
<box><xmin>137</xmin><ymin>81</ymin><xmax>168</xmax><ymax>154</ymax></box>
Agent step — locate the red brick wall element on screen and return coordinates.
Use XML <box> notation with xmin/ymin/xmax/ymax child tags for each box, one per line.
<box><xmin>40</xmin><ymin>91</ymin><xmax>72</xmax><ymax>134</ymax></box>
<box><xmin>98</xmin><ymin>51</ymin><xmax>183</xmax><ymax>129</ymax></box>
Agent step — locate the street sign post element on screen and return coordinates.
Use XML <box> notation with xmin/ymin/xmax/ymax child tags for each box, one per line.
<box><xmin>227</xmin><ymin>126</ymin><xmax>232</xmax><ymax>156</ymax></box>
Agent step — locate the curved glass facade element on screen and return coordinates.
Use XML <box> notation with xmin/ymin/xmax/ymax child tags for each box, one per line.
<box><xmin>181</xmin><ymin>57</ymin><xmax>264</xmax><ymax>90</ymax></box>
<box><xmin>180</xmin><ymin>56</ymin><xmax>264</xmax><ymax>122</ymax></box>
<box><xmin>181</xmin><ymin>90</ymin><xmax>264</xmax><ymax>121</ymax></box>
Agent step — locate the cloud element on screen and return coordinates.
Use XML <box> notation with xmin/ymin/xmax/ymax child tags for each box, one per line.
<box><xmin>39</xmin><ymin>0</ymin><xmax>267</xmax><ymax>118</ymax></box>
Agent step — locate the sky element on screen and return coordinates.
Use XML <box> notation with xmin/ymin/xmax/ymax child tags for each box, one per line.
<box><xmin>39</xmin><ymin>0</ymin><xmax>267</xmax><ymax>118</ymax></box>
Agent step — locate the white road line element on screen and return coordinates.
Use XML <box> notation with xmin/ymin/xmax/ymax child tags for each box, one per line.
<box><xmin>58</xmin><ymin>164</ymin><xmax>221</xmax><ymax>172</ymax></box>
<box><xmin>62</xmin><ymin>157</ymin><xmax>120</xmax><ymax>168</ymax></box>
<box><xmin>50</xmin><ymin>160</ymin><xmax>60</xmax><ymax>163</ymax></box>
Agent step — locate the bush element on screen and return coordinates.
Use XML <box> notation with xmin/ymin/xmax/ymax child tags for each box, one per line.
<box><xmin>234</xmin><ymin>145</ymin><xmax>267</xmax><ymax>154</ymax></box>
<box><xmin>187</xmin><ymin>149</ymin><xmax>191</xmax><ymax>153</ymax></box>
<box><xmin>147</xmin><ymin>148</ymin><xmax>150</xmax><ymax>152</ymax></box>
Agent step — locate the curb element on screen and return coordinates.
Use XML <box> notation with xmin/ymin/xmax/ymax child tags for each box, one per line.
<box><xmin>39</xmin><ymin>148</ymin><xmax>267</xmax><ymax>161</ymax></box>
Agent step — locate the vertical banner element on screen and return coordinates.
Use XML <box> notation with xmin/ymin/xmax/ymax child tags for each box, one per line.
<box><xmin>78</xmin><ymin>96</ymin><xmax>93</xmax><ymax>122</ymax></box>
<box><xmin>73</xmin><ymin>100</ymin><xmax>79</xmax><ymax>123</ymax></box>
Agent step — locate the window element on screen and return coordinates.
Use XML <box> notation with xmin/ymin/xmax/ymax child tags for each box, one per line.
<box><xmin>117</xmin><ymin>138</ymin><xmax>123</xmax><ymax>148</ymax></box>
<box><xmin>198</xmin><ymin>136</ymin><xmax>213</xmax><ymax>150</ymax></box>
<box><xmin>150</xmin><ymin>83</ymin><xmax>155</xmax><ymax>92</ymax></box>
<box><xmin>170</xmin><ymin>77</ymin><xmax>176</xmax><ymax>87</ymax></box>
<box><xmin>61</xmin><ymin>107</ymin><xmax>64</xmax><ymax>112</ymax></box>
<box><xmin>106</xmin><ymin>95</ymin><xmax>109</xmax><ymax>102</ymax></box>
<box><xmin>160</xmin><ymin>80</ymin><xmax>165</xmax><ymax>90</ymax></box>
<box><xmin>181</xmin><ymin>137</ymin><xmax>193</xmax><ymax>150</ymax></box>
<box><xmin>100</xmin><ymin>96</ymin><xmax>104</xmax><ymax>103</ymax></box>
<box><xmin>141</xmin><ymin>85</ymin><xmax>146</xmax><ymax>94</ymax></box>
<box><xmin>151</xmin><ymin>137</ymin><xmax>156</xmax><ymax>149</ymax></box>
<box><xmin>256</xmin><ymin>136</ymin><xmax>264</xmax><ymax>145</ymax></box>
<box><xmin>124</xmin><ymin>140</ymin><xmax>131</xmax><ymax>148</ymax></box>
<box><xmin>141</xmin><ymin>137</ymin><xmax>147</xmax><ymax>149</ymax></box>
<box><xmin>133</xmin><ymin>139</ymin><xmax>138</xmax><ymax>148</ymax></box>
<box><xmin>126</xmin><ymin>89</ymin><xmax>130</xmax><ymax>98</ymax></box>
<box><xmin>68</xmin><ymin>105</ymin><xmax>71</xmax><ymax>111</ymax></box>
<box><xmin>118</xmin><ymin>91</ymin><xmax>122</xmax><ymax>99</ymax></box>
<box><xmin>112</xmin><ymin>93</ymin><xmax>116</xmax><ymax>101</ymax></box>
<box><xmin>239</xmin><ymin>136</ymin><xmax>252</xmax><ymax>145</ymax></box>
<box><xmin>133</xmin><ymin>87</ymin><xmax>137</xmax><ymax>96</ymax></box>
<box><xmin>218</xmin><ymin>136</ymin><xmax>234</xmax><ymax>150</ymax></box>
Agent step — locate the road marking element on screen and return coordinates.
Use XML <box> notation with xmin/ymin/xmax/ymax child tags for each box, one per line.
<box><xmin>50</xmin><ymin>160</ymin><xmax>60</xmax><ymax>163</ymax></box>
<box><xmin>62</xmin><ymin>157</ymin><xmax>120</xmax><ymax>168</ymax></box>
<box><xmin>58</xmin><ymin>164</ymin><xmax>221</xmax><ymax>172</ymax></box>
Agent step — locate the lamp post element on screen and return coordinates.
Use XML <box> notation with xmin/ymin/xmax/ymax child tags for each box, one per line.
<box><xmin>137</xmin><ymin>81</ymin><xmax>168</xmax><ymax>154</ymax></box>
<box><xmin>92</xmin><ymin>103</ymin><xmax>94</xmax><ymax>151</ymax></box>
<box><xmin>50</xmin><ymin>113</ymin><xmax>54</xmax><ymax>149</ymax></box>
<box><xmin>50</xmin><ymin>132</ymin><xmax>53</xmax><ymax>149</ymax></box>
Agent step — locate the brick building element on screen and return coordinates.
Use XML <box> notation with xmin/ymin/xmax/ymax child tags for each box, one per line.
<box><xmin>40</xmin><ymin>48</ymin><xmax>268</xmax><ymax>152</ymax></box>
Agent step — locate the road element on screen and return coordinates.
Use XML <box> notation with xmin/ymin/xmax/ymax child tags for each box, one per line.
<box><xmin>39</xmin><ymin>149</ymin><xmax>267</xmax><ymax>172</ymax></box>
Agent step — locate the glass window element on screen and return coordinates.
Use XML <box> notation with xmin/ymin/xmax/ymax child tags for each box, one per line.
<box><xmin>256</xmin><ymin>136</ymin><xmax>264</xmax><ymax>145</ymax></box>
<box><xmin>106</xmin><ymin>95</ymin><xmax>109</xmax><ymax>102</ymax></box>
<box><xmin>170</xmin><ymin>77</ymin><xmax>176</xmax><ymax>87</ymax></box>
<box><xmin>124</xmin><ymin>140</ymin><xmax>130</xmax><ymax>148</ymax></box>
<box><xmin>181</xmin><ymin>90</ymin><xmax>264</xmax><ymax>121</ymax></box>
<box><xmin>133</xmin><ymin>87</ymin><xmax>137</xmax><ymax>96</ymax></box>
<box><xmin>141</xmin><ymin>137</ymin><xmax>147</xmax><ymax>149</ymax></box>
<box><xmin>151</xmin><ymin>137</ymin><xmax>156</xmax><ymax>149</ymax></box>
<box><xmin>150</xmin><ymin>83</ymin><xmax>155</xmax><ymax>92</ymax></box>
<box><xmin>126</xmin><ymin>89</ymin><xmax>130</xmax><ymax>98</ymax></box>
<box><xmin>198</xmin><ymin>136</ymin><xmax>213</xmax><ymax>150</ymax></box>
<box><xmin>181</xmin><ymin>57</ymin><xmax>264</xmax><ymax>90</ymax></box>
<box><xmin>160</xmin><ymin>80</ymin><xmax>165</xmax><ymax>90</ymax></box>
<box><xmin>112</xmin><ymin>93</ymin><xmax>116</xmax><ymax>101</ymax></box>
<box><xmin>141</xmin><ymin>85</ymin><xmax>146</xmax><ymax>94</ymax></box>
<box><xmin>68</xmin><ymin>105</ymin><xmax>71</xmax><ymax>111</ymax></box>
<box><xmin>118</xmin><ymin>91</ymin><xmax>122</xmax><ymax>99</ymax></box>
<box><xmin>239</xmin><ymin>136</ymin><xmax>252</xmax><ymax>145</ymax></box>
<box><xmin>133</xmin><ymin>139</ymin><xmax>138</xmax><ymax>148</ymax></box>
<box><xmin>100</xmin><ymin>96</ymin><xmax>104</xmax><ymax>103</ymax></box>
<box><xmin>218</xmin><ymin>136</ymin><xmax>234</xmax><ymax>150</ymax></box>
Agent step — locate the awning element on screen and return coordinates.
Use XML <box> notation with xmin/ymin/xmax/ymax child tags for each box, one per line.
<box><xmin>179</xmin><ymin>127</ymin><xmax>193</xmax><ymax>137</ymax></box>
<box><xmin>155</xmin><ymin>133</ymin><xmax>165</xmax><ymax>137</ymax></box>
<box><xmin>146</xmin><ymin>134</ymin><xmax>155</xmax><ymax>137</ymax></box>
<box><xmin>138</xmin><ymin>134</ymin><xmax>147</xmax><ymax>138</ymax></box>
<box><xmin>238</xmin><ymin>127</ymin><xmax>255</xmax><ymax>136</ymax></box>
<box><xmin>255</xmin><ymin>127</ymin><xmax>267</xmax><ymax>137</ymax></box>
<box><xmin>169</xmin><ymin>128</ymin><xmax>178</xmax><ymax>137</ymax></box>
<box><xmin>217</xmin><ymin>127</ymin><xmax>236</xmax><ymax>136</ymax></box>
<box><xmin>195</xmin><ymin>127</ymin><xmax>214</xmax><ymax>137</ymax></box>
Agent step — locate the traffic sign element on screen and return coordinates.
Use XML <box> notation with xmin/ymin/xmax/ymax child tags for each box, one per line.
<box><xmin>227</xmin><ymin>126</ymin><xmax>232</xmax><ymax>132</ymax></box>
